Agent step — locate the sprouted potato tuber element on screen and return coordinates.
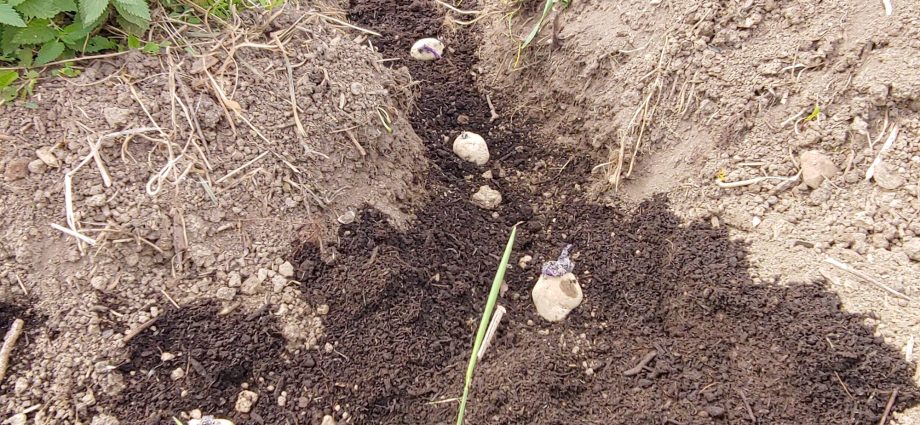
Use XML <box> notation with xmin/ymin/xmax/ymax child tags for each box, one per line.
<box><xmin>410</xmin><ymin>38</ymin><xmax>445</xmax><ymax>60</ymax></box>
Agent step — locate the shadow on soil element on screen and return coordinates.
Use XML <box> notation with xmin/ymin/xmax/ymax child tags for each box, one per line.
<box><xmin>103</xmin><ymin>0</ymin><xmax>918</xmax><ymax>424</ymax></box>
<box><xmin>106</xmin><ymin>195</ymin><xmax>919</xmax><ymax>424</ymax></box>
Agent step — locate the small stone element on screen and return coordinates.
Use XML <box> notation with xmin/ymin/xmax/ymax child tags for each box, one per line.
<box><xmin>872</xmin><ymin>161</ymin><xmax>905</xmax><ymax>190</ymax></box>
<box><xmin>532</xmin><ymin>272</ymin><xmax>583</xmax><ymax>322</ymax></box>
<box><xmin>704</xmin><ymin>405</ymin><xmax>726</xmax><ymax>418</ymax></box>
<box><xmin>278</xmin><ymin>393</ymin><xmax>287</xmax><ymax>407</ymax></box>
<box><xmin>4</xmin><ymin>158</ymin><xmax>30</xmax><ymax>181</ymax></box>
<box><xmin>452</xmin><ymin>132</ymin><xmax>489</xmax><ymax>165</ymax></box>
<box><xmin>337</xmin><ymin>210</ymin><xmax>356</xmax><ymax>225</ymax></box>
<box><xmin>161</xmin><ymin>352</ymin><xmax>176</xmax><ymax>362</ymax></box>
<box><xmin>171</xmin><ymin>367</ymin><xmax>185</xmax><ymax>380</ymax></box>
<box><xmin>27</xmin><ymin>159</ymin><xmax>47</xmax><ymax>174</ymax></box>
<box><xmin>271</xmin><ymin>275</ymin><xmax>287</xmax><ymax>293</ymax></box>
<box><xmin>35</xmin><ymin>146</ymin><xmax>60</xmax><ymax>167</ymax></box>
<box><xmin>189</xmin><ymin>409</ymin><xmax>202</xmax><ymax>419</ymax></box>
<box><xmin>903</xmin><ymin>239</ymin><xmax>920</xmax><ymax>262</ymax></box>
<box><xmin>349</xmin><ymin>82</ymin><xmax>364</xmax><ymax>95</ymax></box>
<box><xmin>235</xmin><ymin>390</ymin><xmax>259</xmax><ymax>413</ymax></box>
<box><xmin>86</xmin><ymin>194</ymin><xmax>107</xmax><ymax>207</ymax></box>
<box><xmin>91</xmin><ymin>414</ymin><xmax>120</xmax><ymax>425</ymax></box>
<box><xmin>103</xmin><ymin>107</ymin><xmax>133</xmax><ymax>127</ymax></box>
<box><xmin>316</xmin><ymin>304</ymin><xmax>329</xmax><ymax>315</ymax></box>
<box><xmin>471</xmin><ymin>185</ymin><xmax>502</xmax><ymax>210</ymax></box>
<box><xmin>4</xmin><ymin>413</ymin><xmax>25</xmax><ymax>425</ymax></box>
<box><xmin>457</xmin><ymin>114</ymin><xmax>470</xmax><ymax>125</ymax></box>
<box><xmin>241</xmin><ymin>276</ymin><xmax>262</xmax><ymax>295</ymax></box>
<box><xmin>216</xmin><ymin>287</ymin><xmax>237</xmax><ymax>301</ymax></box>
<box><xmin>304</xmin><ymin>354</ymin><xmax>316</xmax><ymax>368</ymax></box>
<box><xmin>799</xmin><ymin>150</ymin><xmax>839</xmax><ymax>189</ymax></box>
<box><xmin>14</xmin><ymin>377</ymin><xmax>28</xmax><ymax>395</ymax></box>
<box><xmin>518</xmin><ymin>255</ymin><xmax>533</xmax><ymax>269</ymax></box>
<box><xmin>278</xmin><ymin>261</ymin><xmax>294</xmax><ymax>277</ymax></box>
<box><xmin>481</xmin><ymin>170</ymin><xmax>493</xmax><ymax>179</ymax></box>
<box><xmin>324</xmin><ymin>343</ymin><xmax>334</xmax><ymax>353</ymax></box>
<box><xmin>321</xmin><ymin>415</ymin><xmax>337</xmax><ymax>425</ymax></box>
<box><xmin>228</xmin><ymin>272</ymin><xmax>242</xmax><ymax>287</ymax></box>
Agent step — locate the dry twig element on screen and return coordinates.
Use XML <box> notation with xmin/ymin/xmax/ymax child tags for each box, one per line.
<box><xmin>0</xmin><ymin>319</ymin><xmax>24</xmax><ymax>384</ymax></box>
<box><xmin>825</xmin><ymin>256</ymin><xmax>911</xmax><ymax>301</ymax></box>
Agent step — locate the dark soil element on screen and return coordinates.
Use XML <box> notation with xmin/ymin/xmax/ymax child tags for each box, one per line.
<box><xmin>104</xmin><ymin>0</ymin><xmax>920</xmax><ymax>424</ymax></box>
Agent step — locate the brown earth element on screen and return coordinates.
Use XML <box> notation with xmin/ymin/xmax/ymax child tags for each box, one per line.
<box><xmin>97</xmin><ymin>1</ymin><xmax>920</xmax><ymax>425</ymax></box>
<box><xmin>3</xmin><ymin>0</ymin><xmax>920</xmax><ymax>424</ymax></box>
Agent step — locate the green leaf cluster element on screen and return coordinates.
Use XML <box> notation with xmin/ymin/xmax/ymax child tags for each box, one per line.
<box><xmin>0</xmin><ymin>0</ymin><xmax>151</xmax><ymax>67</ymax></box>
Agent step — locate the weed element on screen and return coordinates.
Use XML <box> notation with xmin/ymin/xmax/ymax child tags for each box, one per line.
<box><xmin>514</xmin><ymin>0</ymin><xmax>571</xmax><ymax>66</ymax></box>
<box><xmin>455</xmin><ymin>225</ymin><xmax>518</xmax><ymax>425</ymax></box>
<box><xmin>0</xmin><ymin>0</ymin><xmax>152</xmax><ymax>66</ymax></box>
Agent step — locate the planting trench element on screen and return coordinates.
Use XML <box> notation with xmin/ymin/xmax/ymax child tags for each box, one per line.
<box><xmin>104</xmin><ymin>1</ymin><xmax>920</xmax><ymax>424</ymax></box>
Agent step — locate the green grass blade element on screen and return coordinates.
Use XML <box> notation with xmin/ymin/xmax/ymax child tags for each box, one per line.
<box><xmin>456</xmin><ymin>225</ymin><xmax>518</xmax><ymax>425</ymax></box>
<box><xmin>520</xmin><ymin>0</ymin><xmax>554</xmax><ymax>50</ymax></box>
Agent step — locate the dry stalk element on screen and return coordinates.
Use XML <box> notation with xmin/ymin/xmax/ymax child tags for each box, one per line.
<box><xmin>0</xmin><ymin>319</ymin><xmax>24</xmax><ymax>384</ymax></box>
<box><xmin>477</xmin><ymin>305</ymin><xmax>505</xmax><ymax>361</ymax></box>
<box><xmin>272</xmin><ymin>34</ymin><xmax>307</xmax><ymax>137</ymax></box>
<box><xmin>825</xmin><ymin>256</ymin><xmax>911</xmax><ymax>301</ymax></box>
<box><xmin>216</xmin><ymin>151</ymin><xmax>269</xmax><ymax>184</ymax></box>
<box><xmin>865</xmin><ymin>125</ymin><xmax>899</xmax><ymax>181</ymax></box>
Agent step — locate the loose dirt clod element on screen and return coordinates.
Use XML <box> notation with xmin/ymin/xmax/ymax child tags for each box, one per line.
<box><xmin>800</xmin><ymin>150</ymin><xmax>839</xmax><ymax>189</ymax></box>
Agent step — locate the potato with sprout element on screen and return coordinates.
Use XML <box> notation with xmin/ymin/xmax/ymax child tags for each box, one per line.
<box><xmin>410</xmin><ymin>38</ymin><xmax>444</xmax><ymax>60</ymax></box>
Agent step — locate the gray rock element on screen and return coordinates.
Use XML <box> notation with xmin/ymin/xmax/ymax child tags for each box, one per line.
<box><xmin>241</xmin><ymin>276</ymin><xmax>262</xmax><ymax>295</ymax></box>
<box><xmin>872</xmin><ymin>161</ymin><xmax>905</xmax><ymax>190</ymax></box>
<box><xmin>278</xmin><ymin>261</ymin><xmax>294</xmax><ymax>277</ymax></box>
<box><xmin>799</xmin><ymin>151</ymin><xmax>839</xmax><ymax>189</ymax></box>
<box><xmin>471</xmin><ymin>185</ymin><xmax>502</xmax><ymax>210</ymax></box>
<box><xmin>103</xmin><ymin>107</ymin><xmax>133</xmax><ymax>127</ymax></box>
<box><xmin>27</xmin><ymin>159</ymin><xmax>47</xmax><ymax>174</ymax></box>
<box><xmin>216</xmin><ymin>287</ymin><xmax>237</xmax><ymax>301</ymax></box>
<box><xmin>903</xmin><ymin>238</ymin><xmax>920</xmax><ymax>262</ymax></box>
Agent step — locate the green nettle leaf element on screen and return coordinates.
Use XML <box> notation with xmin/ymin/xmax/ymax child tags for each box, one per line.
<box><xmin>57</xmin><ymin>0</ymin><xmax>79</xmax><ymax>11</ymax></box>
<box><xmin>12</xmin><ymin>19</ymin><xmax>56</xmax><ymax>44</ymax></box>
<box><xmin>126</xmin><ymin>33</ymin><xmax>139</xmax><ymax>49</ymax></box>
<box><xmin>15</xmin><ymin>0</ymin><xmax>64</xmax><ymax>19</ymax></box>
<box><xmin>141</xmin><ymin>41</ymin><xmax>158</xmax><ymax>54</ymax></box>
<box><xmin>0</xmin><ymin>4</ymin><xmax>27</xmax><ymax>27</ymax></box>
<box><xmin>0</xmin><ymin>26</ymin><xmax>18</xmax><ymax>53</ymax></box>
<box><xmin>16</xmin><ymin>47</ymin><xmax>32</xmax><ymax>67</ymax></box>
<box><xmin>111</xmin><ymin>0</ymin><xmax>149</xmax><ymax>23</ymax></box>
<box><xmin>116</xmin><ymin>14</ymin><xmax>146</xmax><ymax>35</ymax></box>
<box><xmin>1</xmin><ymin>86</ymin><xmax>19</xmax><ymax>102</ymax></box>
<box><xmin>84</xmin><ymin>35</ymin><xmax>115</xmax><ymax>52</ymax></box>
<box><xmin>35</xmin><ymin>39</ymin><xmax>64</xmax><ymax>65</ymax></box>
<box><xmin>7</xmin><ymin>0</ymin><xmax>27</xmax><ymax>7</ymax></box>
<box><xmin>0</xmin><ymin>70</ymin><xmax>18</xmax><ymax>89</ymax></box>
<box><xmin>79</xmin><ymin>0</ymin><xmax>109</xmax><ymax>25</ymax></box>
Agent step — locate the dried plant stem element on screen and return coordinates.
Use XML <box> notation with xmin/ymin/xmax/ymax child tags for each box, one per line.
<box><xmin>0</xmin><ymin>319</ymin><xmax>24</xmax><ymax>384</ymax></box>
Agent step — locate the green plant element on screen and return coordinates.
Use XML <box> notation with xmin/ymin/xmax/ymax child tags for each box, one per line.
<box><xmin>455</xmin><ymin>225</ymin><xmax>518</xmax><ymax>425</ymax></box>
<box><xmin>0</xmin><ymin>0</ymin><xmax>150</xmax><ymax>67</ymax></box>
<box><xmin>514</xmin><ymin>0</ymin><xmax>571</xmax><ymax>65</ymax></box>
